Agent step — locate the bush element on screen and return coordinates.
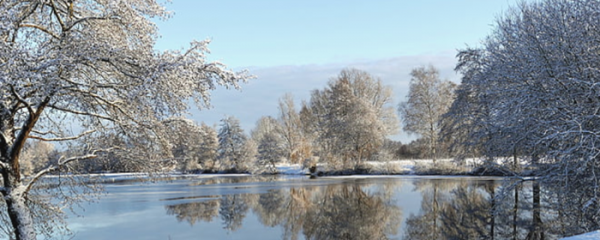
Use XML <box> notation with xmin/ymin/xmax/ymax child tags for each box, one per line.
<box><xmin>412</xmin><ymin>160</ymin><xmax>470</xmax><ymax>175</ymax></box>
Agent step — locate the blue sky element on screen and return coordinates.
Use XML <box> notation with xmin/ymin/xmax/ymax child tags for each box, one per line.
<box><xmin>153</xmin><ymin>1</ymin><xmax>523</xmax><ymax>142</ymax></box>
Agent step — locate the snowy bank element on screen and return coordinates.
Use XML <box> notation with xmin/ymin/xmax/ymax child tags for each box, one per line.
<box><xmin>561</xmin><ymin>231</ymin><xmax>600</xmax><ymax>240</ymax></box>
<box><xmin>274</xmin><ymin>159</ymin><xmax>466</xmax><ymax>176</ymax></box>
<box><xmin>276</xmin><ymin>164</ymin><xmax>309</xmax><ymax>175</ymax></box>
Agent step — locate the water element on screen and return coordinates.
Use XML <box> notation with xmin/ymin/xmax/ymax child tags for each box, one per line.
<box><xmin>59</xmin><ymin>175</ymin><xmax>585</xmax><ymax>239</ymax></box>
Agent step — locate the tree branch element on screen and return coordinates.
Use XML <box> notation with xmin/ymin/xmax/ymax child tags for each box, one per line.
<box><xmin>49</xmin><ymin>0</ymin><xmax>67</xmax><ymax>31</ymax></box>
<box><xmin>10</xmin><ymin>96</ymin><xmax>52</xmax><ymax>180</ymax></box>
<box><xmin>18</xmin><ymin>24</ymin><xmax>61</xmax><ymax>39</ymax></box>
<box><xmin>47</xmin><ymin>104</ymin><xmax>113</xmax><ymax>121</ymax></box>
<box><xmin>9</xmin><ymin>85</ymin><xmax>34</xmax><ymax>115</ymax></box>
<box><xmin>29</xmin><ymin>129</ymin><xmax>96</xmax><ymax>142</ymax></box>
<box><xmin>66</xmin><ymin>16</ymin><xmax>118</xmax><ymax>31</ymax></box>
<box><xmin>23</xmin><ymin>148</ymin><xmax>113</xmax><ymax>194</ymax></box>
<box><xmin>0</xmin><ymin>131</ymin><xmax>9</xmax><ymax>154</ymax></box>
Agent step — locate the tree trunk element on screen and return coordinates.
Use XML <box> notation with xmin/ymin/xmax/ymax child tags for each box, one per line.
<box><xmin>526</xmin><ymin>181</ymin><xmax>544</xmax><ymax>240</ymax></box>
<box><xmin>429</xmin><ymin>128</ymin><xmax>437</xmax><ymax>166</ymax></box>
<box><xmin>513</xmin><ymin>149</ymin><xmax>519</xmax><ymax>172</ymax></box>
<box><xmin>1</xmin><ymin>152</ymin><xmax>36</xmax><ymax>240</ymax></box>
<box><xmin>4</xmin><ymin>187</ymin><xmax>37</xmax><ymax>240</ymax></box>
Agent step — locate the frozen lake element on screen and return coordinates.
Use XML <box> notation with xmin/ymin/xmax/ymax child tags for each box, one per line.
<box><xmin>60</xmin><ymin>175</ymin><xmax>587</xmax><ymax>239</ymax></box>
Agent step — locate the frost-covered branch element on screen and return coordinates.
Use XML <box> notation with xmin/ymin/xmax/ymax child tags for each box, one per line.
<box><xmin>66</xmin><ymin>16</ymin><xmax>119</xmax><ymax>31</ymax></box>
<box><xmin>9</xmin><ymin>85</ymin><xmax>34</xmax><ymax>115</ymax></box>
<box><xmin>18</xmin><ymin>24</ymin><xmax>60</xmax><ymax>39</ymax></box>
<box><xmin>23</xmin><ymin>149</ymin><xmax>110</xmax><ymax>195</ymax></box>
<box><xmin>49</xmin><ymin>0</ymin><xmax>67</xmax><ymax>31</ymax></box>
<box><xmin>47</xmin><ymin>104</ymin><xmax>113</xmax><ymax>121</ymax></box>
<box><xmin>29</xmin><ymin>129</ymin><xmax>96</xmax><ymax>142</ymax></box>
<box><xmin>0</xmin><ymin>161</ymin><xmax>9</xmax><ymax>171</ymax></box>
<box><xmin>11</xmin><ymin>97</ymin><xmax>51</xmax><ymax>171</ymax></box>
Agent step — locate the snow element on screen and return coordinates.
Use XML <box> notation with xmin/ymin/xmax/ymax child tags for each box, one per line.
<box><xmin>7</xmin><ymin>186</ymin><xmax>36</xmax><ymax>240</ymax></box>
<box><xmin>561</xmin><ymin>231</ymin><xmax>600</xmax><ymax>240</ymax></box>
<box><xmin>275</xmin><ymin>163</ymin><xmax>309</xmax><ymax>175</ymax></box>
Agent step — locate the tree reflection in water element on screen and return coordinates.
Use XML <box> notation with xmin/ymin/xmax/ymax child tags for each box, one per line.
<box><xmin>165</xmin><ymin>178</ymin><xmax>402</xmax><ymax>239</ymax></box>
<box><xmin>165</xmin><ymin>196</ymin><xmax>220</xmax><ymax>225</ymax></box>
<box><xmin>164</xmin><ymin>177</ymin><xmax>600</xmax><ymax>239</ymax></box>
<box><xmin>403</xmin><ymin>178</ymin><xmax>600</xmax><ymax>240</ymax></box>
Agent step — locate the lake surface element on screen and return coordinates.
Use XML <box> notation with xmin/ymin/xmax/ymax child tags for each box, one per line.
<box><xmin>60</xmin><ymin>175</ymin><xmax>588</xmax><ymax>239</ymax></box>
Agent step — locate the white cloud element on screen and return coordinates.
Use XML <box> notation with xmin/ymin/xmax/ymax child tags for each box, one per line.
<box><xmin>188</xmin><ymin>52</ymin><xmax>460</xmax><ymax>143</ymax></box>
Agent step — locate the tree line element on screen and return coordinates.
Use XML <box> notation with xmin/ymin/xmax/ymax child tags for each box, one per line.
<box><xmin>13</xmin><ymin>67</ymin><xmax>448</xmax><ymax>176</ymax></box>
<box><xmin>58</xmin><ymin>68</ymin><xmax>444</xmax><ymax>175</ymax></box>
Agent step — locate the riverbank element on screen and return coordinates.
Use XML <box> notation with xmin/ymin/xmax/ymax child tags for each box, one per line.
<box><xmin>277</xmin><ymin>158</ymin><xmax>509</xmax><ymax>177</ymax></box>
<box><xmin>561</xmin><ymin>230</ymin><xmax>600</xmax><ymax>239</ymax></box>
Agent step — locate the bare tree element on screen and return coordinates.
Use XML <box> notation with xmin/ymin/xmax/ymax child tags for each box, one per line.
<box><xmin>399</xmin><ymin>65</ymin><xmax>456</xmax><ymax>164</ymax></box>
<box><xmin>0</xmin><ymin>1</ymin><xmax>251</xmax><ymax>239</ymax></box>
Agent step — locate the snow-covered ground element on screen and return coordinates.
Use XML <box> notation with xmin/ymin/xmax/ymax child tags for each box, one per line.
<box><xmin>275</xmin><ymin>163</ymin><xmax>309</xmax><ymax>175</ymax></box>
<box><xmin>561</xmin><ymin>231</ymin><xmax>600</xmax><ymax>240</ymax></box>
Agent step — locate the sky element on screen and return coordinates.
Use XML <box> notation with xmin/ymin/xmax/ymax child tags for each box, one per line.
<box><xmin>153</xmin><ymin>1</ymin><xmax>524</xmax><ymax>142</ymax></box>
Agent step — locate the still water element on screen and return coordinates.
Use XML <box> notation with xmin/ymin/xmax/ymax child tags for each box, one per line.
<box><xmin>64</xmin><ymin>175</ymin><xmax>582</xmax><ymax>240</ymax></box>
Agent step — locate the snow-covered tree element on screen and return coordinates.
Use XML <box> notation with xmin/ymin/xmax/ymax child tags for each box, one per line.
<box><xmin>276</xmin><ymin>94</ymin><xmax>306</xmax><ymax>164</ymax></box>
<box><xmin>251</xmin><ymin>116</ymin><xmax>285</xmax><ymax>173</ymax></box>
<box><xmin>218</xmin><ymin>116</ymin><xmax>253</xmax><ymax>172</ymax></box>
<box><xmin>162</xmin><ymin>118</ymin><xmax>205</xmax><ymax>173</ymax></box>
<box><xmin>306</xmin><ymin>69</ymin><xmax>398</xmax><ymax>170</ymax></box>
<box><xmin>18</xmin><ymin>141</ymin><xmax>54</xmax><ymax>177</ymax></box>
<box><xmin>198</xmin><ymin>123</ymin><xmax>219</xmax><ymax>172</ymax></box>
<box><xmin>442</xmin><ymin>49</ymin><xmax>492</xmax><ymax>161</ymax></box>
<box><xmin>250</xmin><ymin>116</ymin><xmax>281</xmax><ymax>144</ymax></box>
<box><xmin>256</xmin><ymin>132</ymin><xmax>285</xmax><ymax>173</ymax></box>
<box><xmin>0</xmin><ymin>1</ymin><xmax>251</xmax><ymax>239</ymax></box>
<box><xmin>72</xmin><ymin>130</ymin><xmax>162</xmax><ymax>173</ymax></box>
<box><xmin>399</xmin><ymin>65</ymin><xmax>456</xmax><ymax>164</ymax></box>
<box><xmin>447</xmin><ymin>0</ymin><xmax>600</xmax><ymax>219</ymax></box>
